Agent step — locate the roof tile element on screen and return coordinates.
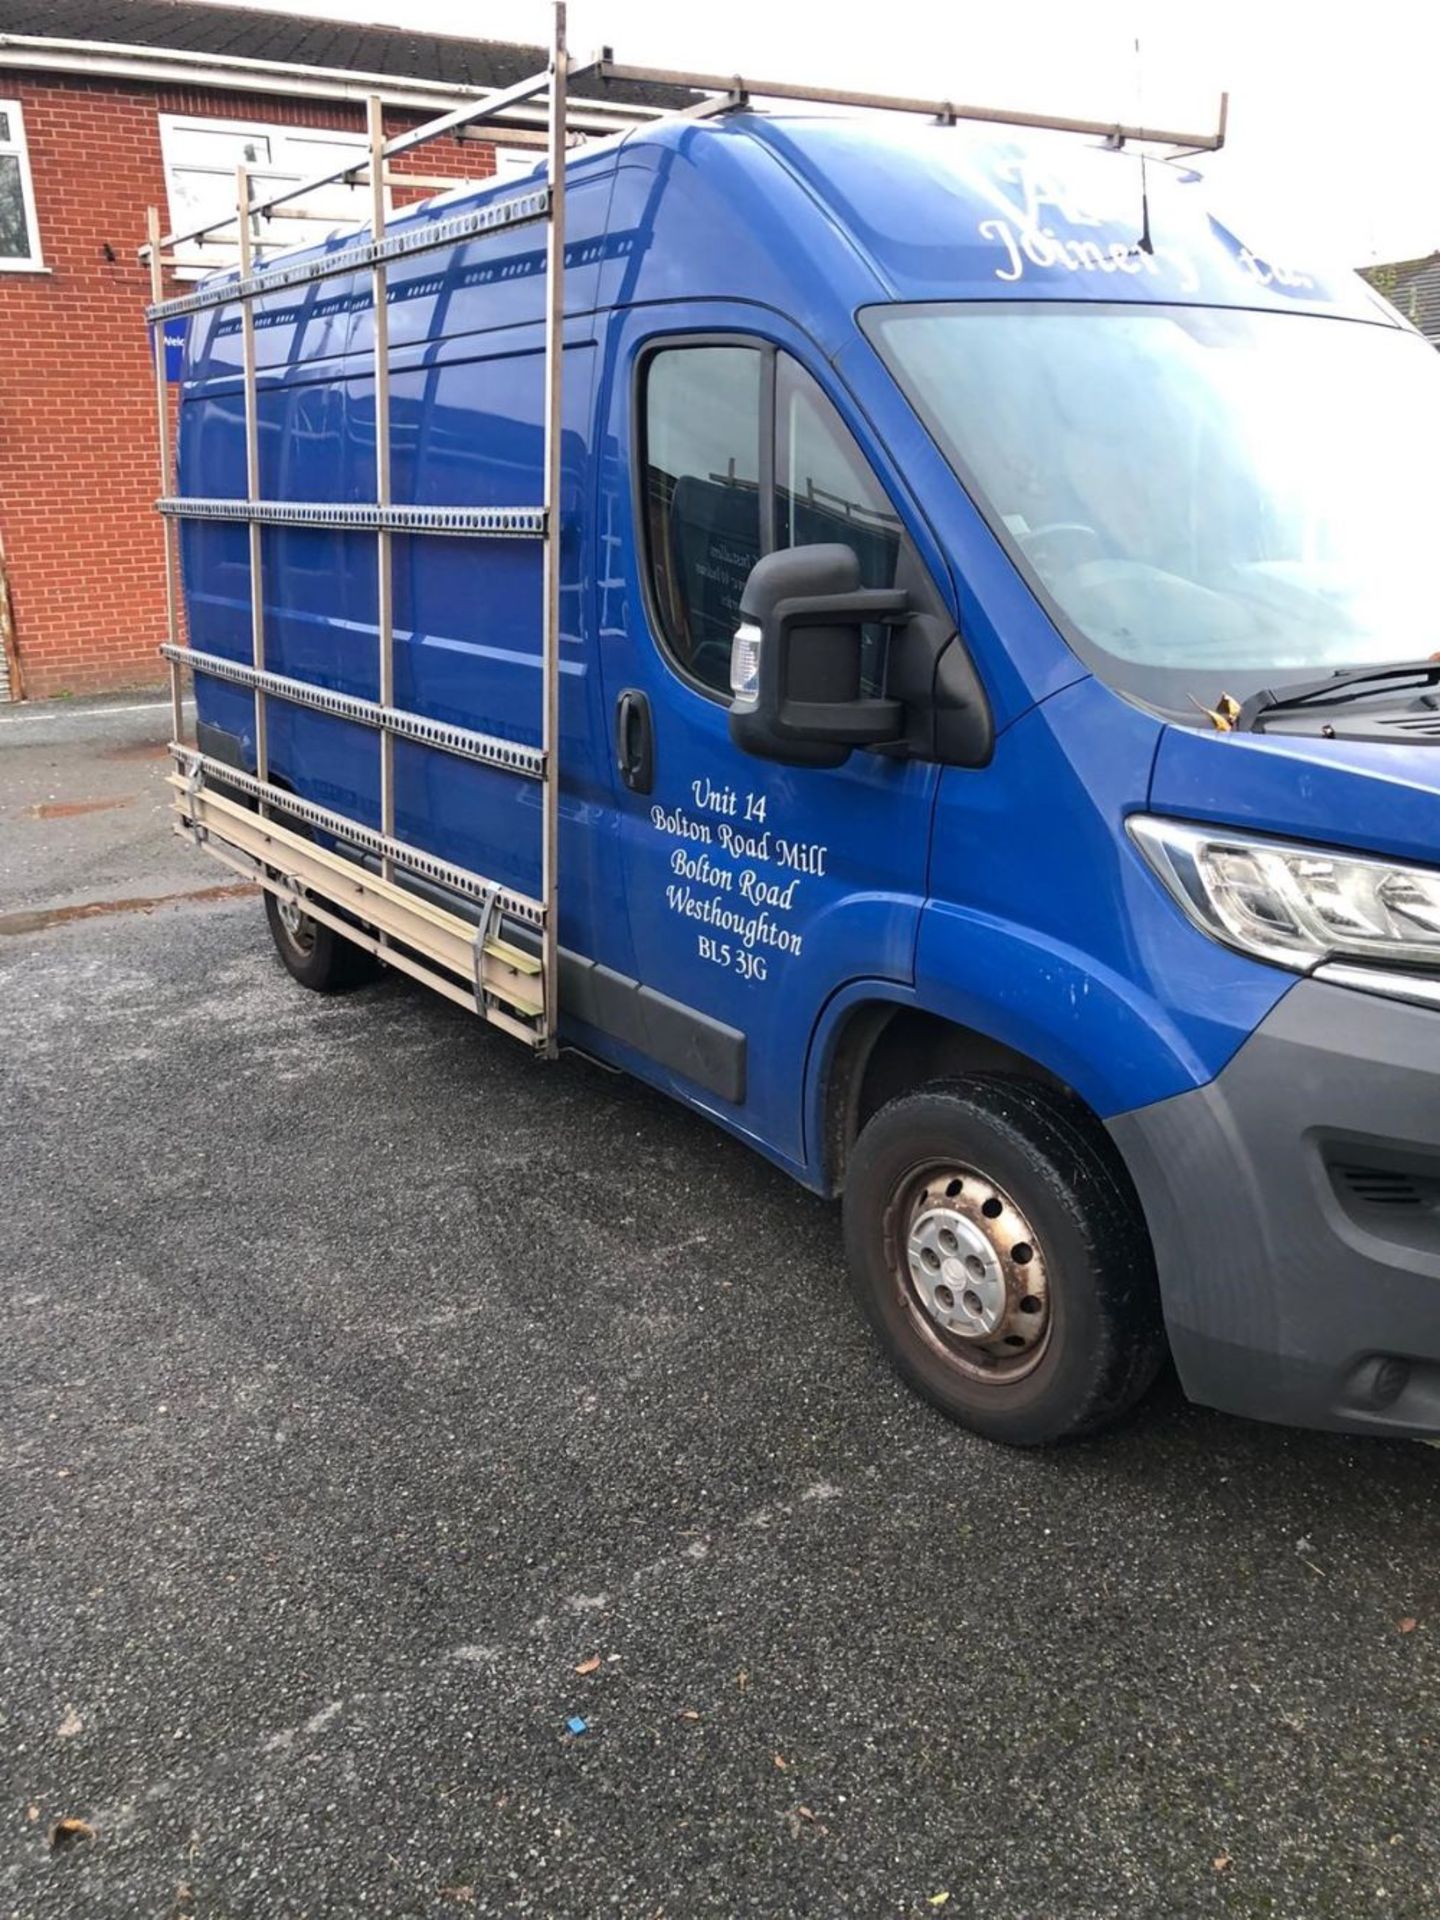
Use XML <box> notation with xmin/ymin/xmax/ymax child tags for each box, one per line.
<box><xmin>1360</xmin><ymin>253</ymin><xmax>1440</xmax><ymax>344</ymax></box>
<box><xmin>0</xmin><ymin>0</ymin><xmax>687</xmax><ymax>106</ymax></box>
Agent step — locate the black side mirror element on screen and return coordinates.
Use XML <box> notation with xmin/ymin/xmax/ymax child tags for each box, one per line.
<box><xmin>728</xmin><ymin>545</ymin><xmax>907</xmax><ymax>769</ymax></box>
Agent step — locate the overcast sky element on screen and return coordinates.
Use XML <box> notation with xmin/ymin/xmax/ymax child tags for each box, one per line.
<box><xmin>233</xmin><ymin>0</ymin><xmax>1437</xmax><ymax>264</ymax></box>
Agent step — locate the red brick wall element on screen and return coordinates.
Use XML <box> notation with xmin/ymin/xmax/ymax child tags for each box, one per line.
<box><xmin>0</xmin><ymin>71</ymin><xmax>497</xmax><ymax>698</ymax></box>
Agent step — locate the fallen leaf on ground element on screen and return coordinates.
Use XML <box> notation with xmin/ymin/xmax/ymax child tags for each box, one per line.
<box><xmin>773</xmin><ymin>1753</ymin><xmax>788</xmax><ymax>1770</ymax></box>
<box><xmin>929</xmin><ymin>1895</ymin><xmax>951</xmax><ymax>1908</ymax></box>
<box><xmin>677</xmin><ymin>1709</ymin><xmax>701</xmax><ymax>1721</ymax></box>
<box><xmin>438</xmin><ymin>1889</ymin><xmax>475</xmax><ymax>1906</ymax></box>
<box><xmin>1213</xmin><ymin>1854</ymin><xmax>1232</xmax><ymax>1872</ymax></box>
<box><xmin>574</xmin><ymin>1655</ymin><xmax>602</xmax><ymax>1675</ymax></box>
<box><xmin>1398</xmin><ymin>1618</ymin><xmax>1418</xmax><ymax>1635</ymax></box>
<box><xmin>25</xmin><ymin>1805</ymin><xmax>39</xmax><ymax>1824</ymax></box>
<box><xmin>786</xmin><ymin>1804</ymin><xmax>829</xmax><ymax>1837</ymax></box>
<box><xmin>49</xmin><ymin>1818</ymin><xmax>95</xmax><ymax>1852</ymax></box>
<box><xmin>57</xmin><ymin>1707</ymin><xmax>83</xmax><ymax>1739</ymax></box>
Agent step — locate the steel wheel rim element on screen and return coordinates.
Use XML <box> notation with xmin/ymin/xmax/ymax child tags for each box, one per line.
<box><xmin>275</xmin><ymin>888</ymin><xmax>317</xmax><ymax>955</ymax></box>
<box><xmin>899</xmin><ymin>1162</ymin><xmax>1051</xmax><ymax>1382</ymax></box>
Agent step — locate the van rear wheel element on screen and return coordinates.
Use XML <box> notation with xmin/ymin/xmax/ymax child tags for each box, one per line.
<box><xmin>843</xmin><ymin>1077</ymin><xmax>1164</xmax><ymax>1445</ymax></box>
<box><xmin>263</xmin><ymin>885</ymin><xmax>379</xmax><ymax>993</ymax></box>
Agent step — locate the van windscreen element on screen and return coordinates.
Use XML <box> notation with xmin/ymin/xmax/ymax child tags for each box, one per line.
<box><xmin>863</xmin><ymin>301</ymin><xmax>1440</xmax><ymax>712</ymax></box>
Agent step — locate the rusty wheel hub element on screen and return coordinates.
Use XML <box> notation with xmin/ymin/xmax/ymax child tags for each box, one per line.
<box><xmin>903</xmin><ymin>1165</ymin><xmax>1049</xmax><ymax>1376</ymax></box>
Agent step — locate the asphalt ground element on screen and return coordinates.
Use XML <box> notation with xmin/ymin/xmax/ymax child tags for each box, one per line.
<box><xmin>3</xmin><ymin>695</ymin><xmax>1440</xmax><ymax>1919</ymax></box>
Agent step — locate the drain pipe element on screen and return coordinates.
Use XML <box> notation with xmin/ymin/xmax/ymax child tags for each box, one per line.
<box><xmin>0</xmin><ymin>523</ymin><xmax>22</xmax><ymax>702</ymax></box>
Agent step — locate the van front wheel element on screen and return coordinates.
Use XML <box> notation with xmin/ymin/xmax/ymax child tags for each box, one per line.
<box><xmin>842</xmin><ymin>1078</ymin><xmax>1164</xmax><ymax>1445</ymax></box>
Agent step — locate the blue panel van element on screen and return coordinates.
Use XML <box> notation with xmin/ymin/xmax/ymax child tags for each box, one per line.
<box><xmin>158</xmin><ymin>68</ymin><xmax>1440</xmax><ymax>1446</ymax></box>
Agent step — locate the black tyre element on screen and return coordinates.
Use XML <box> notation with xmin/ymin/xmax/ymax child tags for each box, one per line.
<box><xmin>263</xmin><ymin>884</ymin><xmax>379</xmax><ymax>993</ymax></box>
<box><xmin>843</xmin><ymin>1076</ymin><xmax>1164</xmax><ymax>1445</ymax></box>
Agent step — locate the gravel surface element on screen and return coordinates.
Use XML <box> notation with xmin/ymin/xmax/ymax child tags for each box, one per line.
<box><xmin>3</xmin><ymin>699</ymin><xmax>1440</xmax><ymax>1918</ymax></box>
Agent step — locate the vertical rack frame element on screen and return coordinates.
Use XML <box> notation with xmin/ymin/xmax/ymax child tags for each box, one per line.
<box><xmin>367</xmin><ymin>94</ymin><xmax>396</xmax><ymax>886</ymax></box>
<box><xmin>539</xmin><ymin>3</ymin><xmax>567</xmax><ymax>1059</ymax></box>
<box><xmin>233</xmin><ymin>162</ymin><xmax>269</xmax><ymax>794</ymax></box>
<box><xmin>145</xmin><ymin>3</ymin><xmax>575</xmax><ymax>1053</ymax></box>
<box><xmin>145</xmin><ymin>205</ymin><xmax>185</xmax><ymax>750</ymax></box>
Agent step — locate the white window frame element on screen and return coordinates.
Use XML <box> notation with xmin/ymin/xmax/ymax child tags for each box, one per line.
<box><xmin>491</xmin><ymin>146</ymin><xmax>542</xmax><ymax>184</ymax></box>
<box><xmin>158</xmin><ymin>112</ymin><xmax>370</xmax><ymax>277</ymax></box>
<box><xmin>0</xmin><ymin>98</ymin><xmax>45</xmax><ymax>272</ymax></box>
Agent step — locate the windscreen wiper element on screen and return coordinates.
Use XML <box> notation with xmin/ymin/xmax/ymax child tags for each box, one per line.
<box><xmin>1238</xmin><ymin>660</ymin><xmax>1440</xmax><ymax>733</ymax></box>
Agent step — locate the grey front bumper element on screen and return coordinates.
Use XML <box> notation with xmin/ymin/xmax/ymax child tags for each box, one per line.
<box><xmin>1109</xmin><ymin>977</ymin><xmax>1440</xmax><ymax>1437</ymax></box>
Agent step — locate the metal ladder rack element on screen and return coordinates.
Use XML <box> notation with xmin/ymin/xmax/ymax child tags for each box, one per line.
<box><xmin>587</xmin><ymin>59</ymin><xmax>1227</xmax><ymax>153</ymax></box>
<box><xmin>145</xmin><ymin>5</ymin><xmax>577</xmax><ymax>1053</ymax></box>
<box><xmin>143</xmin><ymin>9</ymin><xmax>1226</xmax><ymax>1056</ymax></box>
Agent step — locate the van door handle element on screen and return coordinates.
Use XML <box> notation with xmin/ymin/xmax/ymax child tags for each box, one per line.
<box><xmin>615</xmin><ymin>687</ymin><xmax>654</xmax><ymax>795</ymax></box>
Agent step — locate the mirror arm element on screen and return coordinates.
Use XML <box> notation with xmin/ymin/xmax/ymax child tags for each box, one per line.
<box><xmin>771</xmin><ymin>588</ymin><xmax>910</xmax><ymax>625</ymax></box>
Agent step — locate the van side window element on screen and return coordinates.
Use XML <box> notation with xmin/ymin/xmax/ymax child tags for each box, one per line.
<box><xmin>643</xmin><ymin>346</ymin><xmax>764</xmax><ymax>693</ymax></box>
<box><xmin>642</xmin><ymin>343</ymin><xmax>908</xmax><ymax>696</ymax></box>
<box><xmin>776</xmin><ymin>358</ymin><xmax>905</xmax><ymax>697</ymax></box>
<box><xmin>775</xmin><ymin>356</ymin><xmax>903</xmax><ymax>594</ymax></box>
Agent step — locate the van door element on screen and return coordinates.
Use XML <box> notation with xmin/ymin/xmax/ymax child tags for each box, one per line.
<box><xmin>594</xmin><ymin>313</ymin><xmax>944</xmax><ymax>1169</ymax></box>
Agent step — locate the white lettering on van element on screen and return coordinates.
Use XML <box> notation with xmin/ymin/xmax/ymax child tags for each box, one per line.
<box><xmin>774</xmin><ymin>837</ymin><xmax>827</xmax><ymax>877</ymax></box>
<box><xmin>691</xmin><ymin>776</ymin><xmax>738</xmax><ymax>816</ymax></box>
<box><xmin>1234</xmin><ymin>246</ymin><xmax>1315</xmax><ymax>291</ymax></box>
<box><xmin>716</xmin><ymin>823</ymin><xmax>770</xmax><ymax>862</ymax></box>
<box><xmin>984</xmin><ymin>157</ymin><xmax>1105</xmax><ymax>235</ymax></box>
<box><xmin>978</xmin><ymin>216</ymin><xmax>1200</xmax><ymax>293</ymax></box>
<box><xmin>651</xmin><ymin>803</ymin><xmax>712</xmax><ymax>844</ymax></box>
<box><xmin>647</xmin><ymin>785</ymin><xmax>831</xmax><ymax>983</ymax></box>
<box><xmin>665</xmin><ymin>884</ymin><xmax>804</xmax><ymax>958</ymax></box>
<box><xmin>981</xmin><ymin>218</ymin><xmax>1026</xmax><ymax>283</ymax></box>
<box><xmin>738</xmin><ymin>868</ymin><xmax>800</xmax><ymax>912</ymax></box>
<box><xmin>671</xmin><ymin>846</ymin><xmax>733</xmax><ymax>890</ymax></box>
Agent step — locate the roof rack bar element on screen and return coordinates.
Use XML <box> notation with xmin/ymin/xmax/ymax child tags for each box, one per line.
<box><xmin>161</xmin><ymin>645</ymin><xmax>546</xmax><ymax>780</ymax></box>
<box><xmin>172</xmin><ymin>750</ymin><xmax>545</xmax><ymax>922</ymax></box>
<box><xmin>145</xmin><ymin>186</ymin><xmax>550</xmax><ymax>320</ymax></box>
<box><xmin>384</xmin><ymin>59</ymin><xmax>581</xmax><ymax>162</ymax></box>
<box><xmin>141</xmin><ymin>68</ymin><xmax>629</xmax><ymax>259</ymax></box>
<box><xmin>155</xmin><ymin>177</ymin><xmax>482</xmax><ymax>249</ymax></box>
<box><xmin>592</xmin><ymin>57</ymin><xmax>1228</xmax><ymax>151</ymax></box>
<box><xmin>138</xmin><ymin>115</ymin><xmax>536</xmax><ymax>260</ymax></box>
<box><xmin>157</xmin><ymin>498</ymin><xmax>546</xmax><ymax>537</ymax></box>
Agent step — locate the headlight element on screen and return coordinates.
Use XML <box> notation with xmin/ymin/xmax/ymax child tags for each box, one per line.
<box><xmin>1128</xmin><ymin>817</ymin><xmax>1440</xmax><ymax>973</ymax></box>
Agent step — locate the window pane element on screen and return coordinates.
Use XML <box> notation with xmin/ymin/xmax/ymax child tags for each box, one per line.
<box><xmin>284</xmin><ymin>132</ymin><xmax>370</xmax><ymax>169</ymax></box>
<box><xmin>777</xmin><ymin>357</ymin><xmax>902</xmax><ymax>588</ymax></box>
<box><xmin>0</xmin><ymin>152</ymin><xmax>31</xmax><ymax>260</ymax></box>
<box><xmin>0</xmin><ymin>110</ymin><xmax>11</xmax><ymax>145</ymax></box>
<box><xmin>777</xmin><ymin>357</ymin><xmax>904</xmax><ymax>693</ymax></box>
<box><xmin>167</xmin><ymin>125</ymin><xmax>273</xmax><ymax>168</ymax></box>
<box><xmin>644</xmin><ymin>347</ymin><xmax>763</xmax><ymax>692</ymax></box>
<box><xmin>161</xmin><ymin>119</ymin><xmax>370</xmax><ymax>278</ymax></box>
